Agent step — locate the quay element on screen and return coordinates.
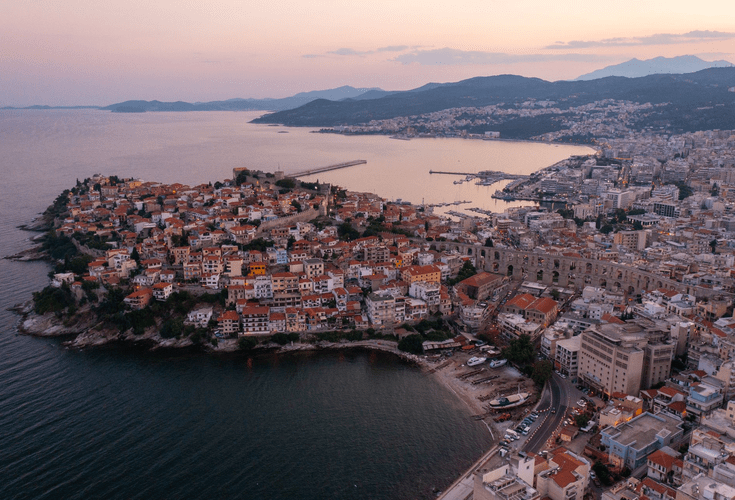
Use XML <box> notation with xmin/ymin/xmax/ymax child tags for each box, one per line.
<box><xmin>430</xmin><ymin>170</ymin><xmax>527</xmax><ymax>180</ymax></box>
<box><xmin>492</xmin><ymin>191</ymin><xmax>569</xmax><ymax>203</ymax></box>
<box><xmin>292</xmin><ymin>159</ymin><xmax>367</xmax><ymax>178</ymax></box>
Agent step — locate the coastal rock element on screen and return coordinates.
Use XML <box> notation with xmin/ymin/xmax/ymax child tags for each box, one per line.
<box><xmin>9</xmin><ymin>300</ymin><xmax>35</xmax><ymax>315</ymax></box>
<box><xmin>65</xmin><ymin>326</ymin><xmax>121</xmax><ymax>348</ymax></box>
<box><xmin>17</xmin><ymin>215</ymin><xmax>53</xmax><ymax>232</ymax></box>
<box><xmin>19</xmin><ymin>311</ymin><xmax>91</xmax><ymax>337</ymax></box>
<box><xmin>4</xmin><ymin>246</ymin><xmax>48</xmax><ymax>261</ymax></box>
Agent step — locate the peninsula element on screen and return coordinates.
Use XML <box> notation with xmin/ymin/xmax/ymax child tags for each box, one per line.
<box><xmin>12</xmin><ymin>122</ymin><xmax>735</xmax><ymax>500</ymax></box>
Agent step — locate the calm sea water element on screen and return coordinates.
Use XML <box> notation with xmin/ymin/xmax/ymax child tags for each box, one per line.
<box><xmin>0</xmin><ymin>110</ymin><xmax>590</xmax><ymax>499</ymax></box>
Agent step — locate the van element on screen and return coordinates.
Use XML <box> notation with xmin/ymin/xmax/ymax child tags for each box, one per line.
<box><xmin>506</xmin><ymin>429</ymin><xmax>519</xmax><ymax>438</ymax></box>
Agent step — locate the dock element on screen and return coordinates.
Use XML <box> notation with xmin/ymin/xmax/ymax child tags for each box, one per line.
<box><xmin>429</xmin><ymin>170</ymin><xmax>477</xmax><ymax>176</ymax></box>
<box><xmin>292</xmin><ymin>160</ymin><xmax>367</xmax><ymax>178</ymax></box>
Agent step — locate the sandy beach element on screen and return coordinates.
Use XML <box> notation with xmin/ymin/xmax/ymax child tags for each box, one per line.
<box><xmin>422</xmin><ymin>351</ymin><xmax>539</xmax><ymax>437</ymax></box>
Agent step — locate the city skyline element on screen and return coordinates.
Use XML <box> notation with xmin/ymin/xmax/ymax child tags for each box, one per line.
<box><xmin>1</xmin><ymin>0</ymin><xmax>735</xmax><ymax>106</ymax></box>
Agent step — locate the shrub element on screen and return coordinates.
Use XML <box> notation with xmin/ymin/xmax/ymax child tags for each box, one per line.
<box><xmin>33</xmin><ymin>286</ymin><xmax>75</xmax><ymax>314</ymax></box>
<box><xmin>238</xmin><ymin>336</ymin><xmax>258</xmax><ymax>350</ymax></box>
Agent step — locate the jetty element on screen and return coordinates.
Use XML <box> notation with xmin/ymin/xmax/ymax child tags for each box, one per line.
<box><xmin>292</xmin><ymin>160</ymin><xmax>367</xmax><ymax>178</ymax></box>
<box><xmin>429</xmin><ymin>170</ymin><xmax>476</xmax><ymax>176</ymax></box>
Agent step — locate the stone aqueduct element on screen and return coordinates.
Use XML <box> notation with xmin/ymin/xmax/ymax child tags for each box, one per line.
<box><xmin>432</xmin><ymin>242</ymin><xmax>723</xmax><ymax>299</ymax></box>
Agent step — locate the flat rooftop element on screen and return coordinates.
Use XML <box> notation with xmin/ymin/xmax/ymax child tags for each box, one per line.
<box><xmin>604</xmin><ymin>412</ymin><xmax>683</xmax><ymax>450</ymax></box>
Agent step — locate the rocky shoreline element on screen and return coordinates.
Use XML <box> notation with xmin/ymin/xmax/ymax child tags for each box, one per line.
<box><xmin>12</xmin><ymin>299</ymin><xmax>424</xmax><ymax>364</ymax></box>
<box><xmin>12</xmin><ymin>299</ymin><xmax>521</xmax><ymax>435</ymax></box>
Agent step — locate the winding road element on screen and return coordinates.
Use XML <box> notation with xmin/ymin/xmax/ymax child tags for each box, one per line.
<box><xmin>523</xmin><ymin>373</ymin><xmax>572</xmax><ymax>453</ymax></box>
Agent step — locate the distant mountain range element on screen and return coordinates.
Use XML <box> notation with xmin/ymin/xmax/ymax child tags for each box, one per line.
<box><xmin>100</xmin><ymin>86</ymin><xmax>383</xmax><ymax>113</ymax></box>
<box><xmin>575</xmin><ymin>55</ymin><xmax>733</xmax><ymax>81</ymax></box>
<box><xmin>0</xmin><ymin>86</ymin><xmax>384</xmax><ymax>112</ymax></box>
<box><xmin>252</xmin><ymin>68</ymin><xmax>735</xmax><ymax>136</ymax></box>
<box><xmin>4</xmin><ymin>62</ymin><xmax>735</xmax><ymax>137</ymax></box>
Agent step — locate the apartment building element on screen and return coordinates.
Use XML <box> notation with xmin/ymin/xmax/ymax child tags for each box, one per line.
<box><xmin>579</xmin><ymin>323</ymin><xmax>646</xmax><ymax>396</ymax></box>
<box><xmin>556</xmin><ymin>336</ymin><xmax>581</xmax><ymax>379</ymax></box>
<box><xmin>579</xmin><ymin>322</ymin><xmax>674</xmax><ymax>397</ymax></box>
<box><xmin>366</xmin><ymin>293</ymin><xmax>395</xmax><ymax>327</ymax></box>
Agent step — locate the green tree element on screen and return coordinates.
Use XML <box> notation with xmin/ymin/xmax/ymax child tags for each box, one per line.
<box><xmin>42</xmin><ymin>231</ymin><xmax>78</xmax><ymax>260</ymax></box>
<box><xmin>484</xmin><ymin>237</ymin><xmax>494</xmax><ymax>247</ymax></box>
<box><xmin>574</xmin><ymin>414</ymin><xmax>590</xmax><ymax>428</ymax></box>
<box><xmin>271</xmin><ymin>332</ymin><xmax>290</xmax><ymax>345</ymax></box>
<box><xmin>449</xmin><ymin>261</ymin><xmax>477</xmax><ymax>286</ymax></box>
<box><xmin>275</xmin><ymin>178</ymin><xmax>296</xmax><ymax>189</ymax></box>
<box><xmin>238</xmin><ymin>336</ymin><xmax>258</xmax><ymax>350</ymax></box>
<box><xmin>33</xmin><ymin>285</ymin><xmax>75</xmax><ymax>314</ymax></box>
<box><xmin>337</xmin><ymin>222</ymin><xmax>360</xmax><ymax>241</ymax></box>
<box><xmin>160</xmin><ymin>317</ymin><xmax>184</xmax><ymax>339</ymax></box>
<box><xmin>593</xmin><ymin>461</ymin><xmax>613</xmax><ymax>486</ymax></box>
<box><xmin>531</xmin><ymin>360</ymin><xmax>553</xmax><ymax>386</ymax></box>
<box><xmin>676</xmin><ymin>182</ymin><xmax>693</xmax><ymax>200</ymax></box>
<box><xmin>398</xmin><ymin>334</ymin><xmax>424</xmax><ymax>355</ymax></box>
<box><xmin>502</xmin><ymin>334</ymin><xmax>535</xmax><ymax>365</ymax></box>
<box><xmin>710</xmin><ymin>238</ymin><xmax>718</xmax><ymax>253</ymax></box>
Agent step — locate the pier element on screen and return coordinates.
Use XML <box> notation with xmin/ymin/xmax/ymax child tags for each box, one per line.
<box><xmin>429</xmin><ymin>170</ymin><xmax>477</xmax><ymax>176</ymax></box>
<box><xmin>292</xmin><ymin>160</ymin><xmax>367</xmax><ymax>178</ymax></box>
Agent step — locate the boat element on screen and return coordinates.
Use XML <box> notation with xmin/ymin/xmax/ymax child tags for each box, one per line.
<box><xmin>489</xmin><ymin>359</ymin><xmax>507</xmax><ymax>368</ymax></box>
<box><xmin>467</xmin><ymin>357</ymin><xmax>487</xmax><ymax>367</ymax></box>
<box><xmin>488</xmin><ymin>392</ymin><xmax>529</xmax><ymax>409</ymax></box>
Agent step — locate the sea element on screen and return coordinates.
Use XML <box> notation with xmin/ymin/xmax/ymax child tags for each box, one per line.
<box><xmin>0</xmin><ymin>109</ymin><xmax>592</xmax><ymax>499</ymax></box>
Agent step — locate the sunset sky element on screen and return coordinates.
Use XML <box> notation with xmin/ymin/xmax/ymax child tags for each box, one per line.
<box><xmin>2</xmin><ymin>0</ymin><xmax>734</xmax><ymax>106</ymax></box>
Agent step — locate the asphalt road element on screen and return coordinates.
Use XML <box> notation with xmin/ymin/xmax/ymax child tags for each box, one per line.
<box><xmin>523</xmin><ymin>373</ymin><xmax>571</xmax><ymax>453</ymax></box>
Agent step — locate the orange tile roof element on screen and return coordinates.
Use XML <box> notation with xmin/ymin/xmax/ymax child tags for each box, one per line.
<box><xmin>529</xmin><ymin>297</ymin><xmax>558</xmax><ymax>315</ymax></box>
<box><xmin>648</xmin><ymin>450</ymin><xmax>677</xmax><ymax>470</ymax></box>
<box><xmin>506</xmin><ymin>293</ymin><xmax>536</xmax><ymax>309</ymax></box>
<box><xmin>218</xmin><ymin>310</ymin><xmax>240</xmax><ymax>321</ymax></box>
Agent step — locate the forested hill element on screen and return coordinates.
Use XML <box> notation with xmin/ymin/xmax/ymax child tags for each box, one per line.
<box><xmin>251</xmin><ymin>68</ymin><xmax>735</xmax><ymax>132</ymax></box>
